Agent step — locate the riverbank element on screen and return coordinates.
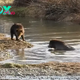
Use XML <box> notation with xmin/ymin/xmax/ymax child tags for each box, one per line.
<box><xmin>0</xmin><ymin>33</ymin><xmax>33</xmax><ymax>61</ymax></box>
<box><xmin>0</xmin><ymin>33</ymin><xmax>33</xmax><ymax>50</ymax></box>
<box><xmin>0</xmin><ymin>62</ymin><xmax>80</xmax><ymax>76</ymax></box>
<box><xmin>7</xmin><ymin>0</ymin><xmax>80</xmax><ymax>22</ymax></box>
<box><xmin>1</xmin><ymin>0</ymin><xmax>80</xmax><ymax>22</ymax></box>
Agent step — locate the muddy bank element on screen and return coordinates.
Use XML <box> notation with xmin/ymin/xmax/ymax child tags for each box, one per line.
<box><xmin>0</xmin><ymin>33</ymin><xmax>33</xmax><ymax>61</ymax></box>
<box><xmin>0</xmin><ymin>33</ymin><xmax>33</xmax><ymax>50</ymax></box>
<box><xmin>0</xmin><ymin>62</ymin><xmax>80</xmax><ymax>76</ymax></box>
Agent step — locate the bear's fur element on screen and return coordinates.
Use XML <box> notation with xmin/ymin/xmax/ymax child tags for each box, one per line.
<box><xmin>10</xmin><ymin>23</ymin><xmax>25</xmax><ymax>41</ymax></box>
<box><xmin>48</xmin><ymin>40</ymin><xmax>74</xmax><ymax>50</ymax></box>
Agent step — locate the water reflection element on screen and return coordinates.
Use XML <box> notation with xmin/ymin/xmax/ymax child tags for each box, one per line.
<box><xmin>14</xmin><ymin>49</ymin><xmax>25</xmax><ymax>60</ymax></box>
<box><xmin>0</xmin><ymin>16</ymin><xmax>80</xmax><ymax>64</ymax></box>
<box><xmin>48</xmin><ymin>49</ymin><xmax>67</xmax><ymax>55</ymax></box>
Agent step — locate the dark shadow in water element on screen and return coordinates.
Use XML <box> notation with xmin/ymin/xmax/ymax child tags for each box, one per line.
<box><xmin>48</xmin><ymin>49</ymin><xmax>66</xmax><ymax>55</ymax></box>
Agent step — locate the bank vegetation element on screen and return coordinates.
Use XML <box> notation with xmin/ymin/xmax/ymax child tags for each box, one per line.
<box><xmin>1</xmin><ymin>0</ymin><xmax>80</xmax><ymax>21</ymax></box>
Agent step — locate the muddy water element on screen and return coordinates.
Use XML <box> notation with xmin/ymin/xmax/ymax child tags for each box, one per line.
<box><xmin>0</xmin><ymin>16</ymin><xmax>80</xmax><ymax>64</ymax></box>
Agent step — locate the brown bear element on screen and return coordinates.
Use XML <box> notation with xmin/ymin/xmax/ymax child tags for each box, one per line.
<box><xmin>10</xmin><ymin>23</ymin><xmax>25</xmax><ymax>41</ymax></box>
<box><xmin>48</xmin><ymin>40</ymin><xmax>75</xmax><ymax>50</ymax></box>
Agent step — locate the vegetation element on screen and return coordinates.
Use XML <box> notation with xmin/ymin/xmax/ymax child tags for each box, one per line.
<box><xmin>1</xmin><ymin>0</ymin><xmax>80</xmax><ymax>21</ymax></box>
<box><xmin>13</xmin><ymin>0</ymin><xmax>32</xmax><ymax>6</ymax></box>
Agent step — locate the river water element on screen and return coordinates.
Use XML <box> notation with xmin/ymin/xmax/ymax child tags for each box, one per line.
<box><xmin>0</xmin><ymin>16</ymin><xmax>80</xmax><ymax>64</ymax></box>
